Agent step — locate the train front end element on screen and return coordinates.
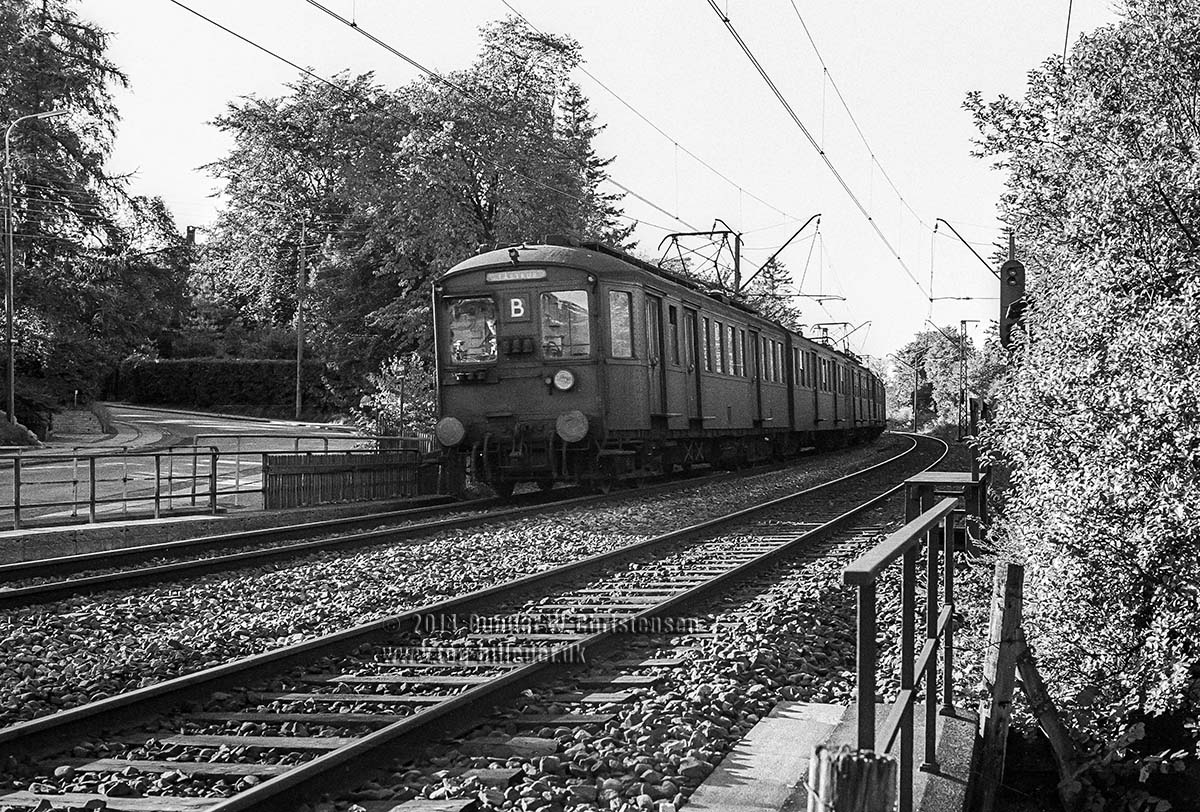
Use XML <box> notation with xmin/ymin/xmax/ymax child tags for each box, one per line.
<box><xmin>432</xmin><ymin>245</ymin><xmax>602</xmax><ymax>496</ymax></box>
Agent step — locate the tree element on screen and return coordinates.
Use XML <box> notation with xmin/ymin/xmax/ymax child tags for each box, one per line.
<box><xmin>886</xmin><ymin>327</ymin><xmax>961</xmax><ymax>429</ymax></box>
<box><xmin>0</xmin><ymin>1</ymin><xmax>187</xmax><ymax>409</ymax></box>
<box><xmin>968</xmin><ymin>0</ymin><xmax>1200</xmax><ymax>801</ymax></box>
<box><xmin>740</xmin><ymin>258</ymin><xmax>804</xmax><ymax>331</ymax></box>
<box><xmin>203</xmin><ymin>16</ymin><xmax>632</xmax><ymax>407</ymax></box>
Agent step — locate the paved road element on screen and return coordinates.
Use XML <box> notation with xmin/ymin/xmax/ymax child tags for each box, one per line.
<box><xmin>3</xmin><ymin>405</ymin><xmax>379</xmax><ymax>528</ymax></box>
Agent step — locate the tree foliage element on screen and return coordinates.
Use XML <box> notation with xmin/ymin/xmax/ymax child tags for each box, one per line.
<box><xmin>201</xmin><ymin>16</ymin><xmax>633</xmax><ymax>406</ymax></box>
<box><xmin>1</xmin><ymin>0</ymin><xmax>188</xmax><ymax>408</ymax></box>
<box><xmin>968</xmin><ymin>0</ymin><xmax>1200</xmax><ymax>795</ymax></box>
<box><xmin>885</xmin><ymin>326</ymin><xmax>997</xmax><ymax>431</ymax></box>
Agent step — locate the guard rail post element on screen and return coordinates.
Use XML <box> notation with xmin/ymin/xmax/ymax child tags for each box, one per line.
<box><xmin>191</xmin><ymin>445</ymin><xmax>199</xmax><ymax>506</ymax></box>
<box><xmin>153</xmin><ymin>454</ymin><xmax>161</xmax><ymax>519</ymax></box>
<box><xmin>12</xmin><ymin>457</ymin><xmax>21</xmax><ymax>530</ymax></box>
<box><xmin>209</xmin><ymin>448</ymin><xmax>218</xmax><ymax>514</ymax></box>
<box><xmin>233</xmin><ymin>436</ymin><xmax>242</xmax><ymax>507</ymax></box>
<box><xmin>88</xmin><ymin>456</ymin><xmax>96</xmax><ymax>523</ymax></box>
<box><xmin>121</xmin><ymin>451</ymin><xmax>129</xmax><ymax>519</ymax></box>
<box><xmin>167</xmin><ymin>450</ymin><xmax>175</xmax><ymax>511</ymax></box>
<box><xmin>71</xmin><ymin>455</ymin><xmax>80</xmax><ymax>519</ymax></box>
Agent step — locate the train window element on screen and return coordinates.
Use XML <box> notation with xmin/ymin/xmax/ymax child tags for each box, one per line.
<box><xmin>608</xmin><ymin>291</ymin><xmax>633</xmax><ymax>358</ymax></box>
<box><xmin>714</xmin><ymin>322</ymin><xmax>725</xmax><ymax>373</ymax></box>
<box><xmin>668</xmin><ymin>306</ymin><xmax>680</xmax><ymax>365</ymax></box>
<box><xmin>446</xmin><ymin>297</ymin><xmax>497</xmax><ymax>364</ymax></box>
<box><xmin>734</xmin><ymin>328</ymin><xmax>744</xmax><ymax>376</ymax></box>
<box><xmin>761</xmin><ymin>337</ymin><xmax>770</xmax><ymax>381</ymax></box>
<box><xmin>774</xmin><ymin>342</ymin><xmax>783</xmax><ymax>383</ymax></box>
<box><xmin>703</xmin><ymin>318</ymin><xmax>713</xmax><ymax>371</ymax></box>
<box><xmin>542</xmin><ymin>290</ymin><xmax>591</xmax><ymax>357</ymax></box>
<box><xmin>724</xmin><ymin>324</ymin><xmax>735</xmax><ymax>375</ymax></box>
<box><xmin>793</xmin><ymin>348</ymin><xmax>801</xmax><ymax>386</ymax></box>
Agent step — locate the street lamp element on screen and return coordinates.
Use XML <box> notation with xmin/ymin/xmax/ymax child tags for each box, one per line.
<box><xmin>4</xmin><ymin>109</ymin><xmax>67</xmax><ymax>424</ymax></box>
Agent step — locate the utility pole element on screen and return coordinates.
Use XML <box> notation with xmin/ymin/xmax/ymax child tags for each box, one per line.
<box><xmin>295</xmin><ymin>219</ymin><xmax>305</xmax><ymax>421</ymax></box>
<box><xmin>958</xmin><ymin>319</ymin><xmax>980</xmax><ymax>439</ymax></box>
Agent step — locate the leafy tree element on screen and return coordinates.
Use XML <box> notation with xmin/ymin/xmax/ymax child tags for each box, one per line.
<box><xmin>740</xmin><ymin>258</ymin><xmax>804</xmax><ymax>330</ymax></box>
<box><xmin>352</xmin><ymin>352</ymin><xmax>436</xmax><ymax>436</ymax></box>
<box><xmin>968</xmin><ymin>0</ymin><xmax>1200</xmax><ymax>802</ymax></box>
<box><xmin>203</xmin><ymin>16</ymin><xmax>631</xmax><ymax>407</ymax></box>
<box><xmin>0</xmin><ymin>0</ymin><xmax>187</xmax><ymax>410</ymax></box>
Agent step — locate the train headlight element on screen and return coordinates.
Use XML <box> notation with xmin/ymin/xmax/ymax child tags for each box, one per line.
<box><xmin>552</xmin><ymin>369</ymin><xmax>576</xmax><ymax>391</ymax></box>
<box><xmin>435</xmin><ymin>416</ymin><xmax>465</xmax><ymax>447</ymax></box>
<box><xmin>556</xmin><ymin>409</ymin><xmax>589</xmax><ymax>443</ymax></box>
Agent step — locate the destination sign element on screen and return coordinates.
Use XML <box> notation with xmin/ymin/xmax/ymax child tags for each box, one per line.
<box><xmin>485</xmin><ymin>268</ymin><xmax>547</xmax><ymax>282</ymax></box>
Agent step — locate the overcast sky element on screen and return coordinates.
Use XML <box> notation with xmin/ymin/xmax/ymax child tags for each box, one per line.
<box><xmin>83</xmin><ymin>0</ymin><xmax>1120</xmax><ymax>359</ymax></box>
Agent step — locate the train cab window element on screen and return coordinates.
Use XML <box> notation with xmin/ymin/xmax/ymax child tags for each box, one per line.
<box><xmin>714</xmin><ymin>321</ymin><xmax>725</xmax><ymax>373</ymax></box>
<box><xmin>724</xmin><ymin>324</ymin><xmax>735</xmax><ymax>375</ymax></box>
<box><xmin>733</xmin><ymin>327</ymin><xmax>744</xmax><ymax>376</ymax></box>
<box><xmin>446</xmin><ymin>297</ymin><xmax>497</xmax><ymax>364</ymax></box>
<box><xmin>608</xmin><ymin>291</ymin><xmax>633</xmax><ymax>358</ymax></box>
<box><xmin>542</xmin><ymin>290</ymin><xmax>591</xmax><ymax>357</ymax></box>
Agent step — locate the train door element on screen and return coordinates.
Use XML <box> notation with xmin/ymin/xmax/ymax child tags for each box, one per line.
<box><xmin>645</xmin><ymin>294</ymin><xmax>666</xmax><ymax>414</ymax></box>
<box><xmin>682</xmin><ymin>308</ymin><xmax>700</xmax><ymax>419</ymax></box>
<box><xmin>748</xmin><ymin>330</ymin><xmax>764</xmax><ymax>422</ymax></box>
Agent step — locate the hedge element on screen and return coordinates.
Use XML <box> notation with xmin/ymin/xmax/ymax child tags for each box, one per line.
<box><xmin>117</xmin><ymin>359</ymin><xmax>333</xmax><ymax>409</ymax></box>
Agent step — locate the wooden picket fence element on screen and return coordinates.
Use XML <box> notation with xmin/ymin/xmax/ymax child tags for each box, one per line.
<box><xmin>262</xmin><ymin>449</ymin><xmax>427</xmax><ymax>509</ymax></box>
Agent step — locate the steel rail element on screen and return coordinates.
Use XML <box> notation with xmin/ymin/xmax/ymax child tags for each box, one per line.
<box><xmin>0</xmin><ymin>434</ymin><xmax>945</xmax><ymax>809</ymax></box>
<box><xmin>0</xmin><ymin>448</ymin><xmax>881</xmax><ymax>605</ymax></box>
<box><xmin>213</xmin><ymin>433</ymin><xmax>949</xmax><ymax>811</ymax></box>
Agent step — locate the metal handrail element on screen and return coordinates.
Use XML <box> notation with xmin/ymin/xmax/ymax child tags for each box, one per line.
<box><xmin>842</xmin><ymin>494</ymin><xmax>961</xmax><ymax>812</ymax></box>
<box><xmin>0</xmin><ymin>442</ymin><xmax>435</xmax><ymax>530</ymax></box>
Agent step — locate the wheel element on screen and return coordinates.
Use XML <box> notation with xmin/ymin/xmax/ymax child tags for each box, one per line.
<box><xmin>491</xmin><ymin>480</ymin><xmax>516</xmax><ymax>499</ymax></box>
<box><xmin>536</xmin><ymin>478</ymin><xmax>555</xmax><ymax>492</ymax></box>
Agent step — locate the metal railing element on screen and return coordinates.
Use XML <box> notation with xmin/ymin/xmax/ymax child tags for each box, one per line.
<box><xmin>842</xmin><ymin>481</ymin><xmax>968</xmax><ymax>812</ymax></box>
<box><xmin>0</xmin><ymin>447</ymin><xmax>223</xmax><ymax>529</ymax></box>
<box><xmin>0</xmin><ymin>432</ymin><xmax>435</xmax><ymax>530</ymax></box>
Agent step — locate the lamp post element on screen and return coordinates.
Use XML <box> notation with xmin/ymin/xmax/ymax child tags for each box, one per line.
<box><xmin>4</xmin><ymin>109</ymin><xmax>67</xmax><ymax>424</ymax></box>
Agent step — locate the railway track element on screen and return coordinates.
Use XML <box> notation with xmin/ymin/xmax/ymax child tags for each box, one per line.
<box><xmin>0</xmin><ymin>434</ymin><xmax>945</xmax><ymax>812</ymax></box>
<box><xmin>0</xmin><ymin>447</ymin><xmax>890</xmax><ymax>608</ymax></box>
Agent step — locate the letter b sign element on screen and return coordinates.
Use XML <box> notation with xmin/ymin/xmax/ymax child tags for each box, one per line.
<box><xmin>506</xmin><ymin>295</ymin><xmax>530</xmax><ymax>322</ymax></box>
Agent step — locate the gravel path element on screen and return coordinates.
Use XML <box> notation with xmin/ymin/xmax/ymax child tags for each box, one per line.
<box><xmin>1</xmin><ymin>439</ymin><xmax>907</xmax><ymax>728</ymax></box>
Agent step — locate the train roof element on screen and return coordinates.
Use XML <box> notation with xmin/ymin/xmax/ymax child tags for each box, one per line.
<box><xmin>441</xmin><ymin>239</ymin><xmax>872</xmax><ymax>371</ymax></box>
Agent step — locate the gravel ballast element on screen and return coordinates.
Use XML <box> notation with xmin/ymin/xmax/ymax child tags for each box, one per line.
<box><xmin>1</xmin><ymin>439</ymin><xmax>907</xmax><ymax>728</ymax></box>
<box><xmin>346</xmin><ymin>495</ymin><xmax>993</xmax><ymax>812</ymax></box>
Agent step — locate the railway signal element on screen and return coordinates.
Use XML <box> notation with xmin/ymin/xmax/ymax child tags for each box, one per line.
<box><xmin>999</xmin><ymin>234</ymin><xmax>1025</xmax><ymax>349</ymax></box>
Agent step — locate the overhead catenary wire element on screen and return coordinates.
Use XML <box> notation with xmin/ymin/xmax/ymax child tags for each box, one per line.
<box><xmin>499</xmin><ymin>0</ymin><xmax>799</xmax><ymax>224</ymax></box>
<box><xmin>301</xmin><ymin>0</ymin><xmax>697</xmax><ymax>232</ymax></box>
<box><xmin>705</xmin><ymin>1</ymin><xmax>931</xmax><ymax>302</ymax></box>
<box><xmin>786</xmin><ymin>0</ymin><xmax>929</xmax><ymax>232</ymax></box>
<box><xmin>164</xmin><ymin>0</ymin><xmax>686</xmax><ymax>234</ymax></box>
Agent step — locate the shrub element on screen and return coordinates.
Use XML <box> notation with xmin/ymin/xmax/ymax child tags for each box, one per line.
<box><xmin>117</xmin><ymin>358</ymin><xmax>332</xmax><ymax>409</ymax></box>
